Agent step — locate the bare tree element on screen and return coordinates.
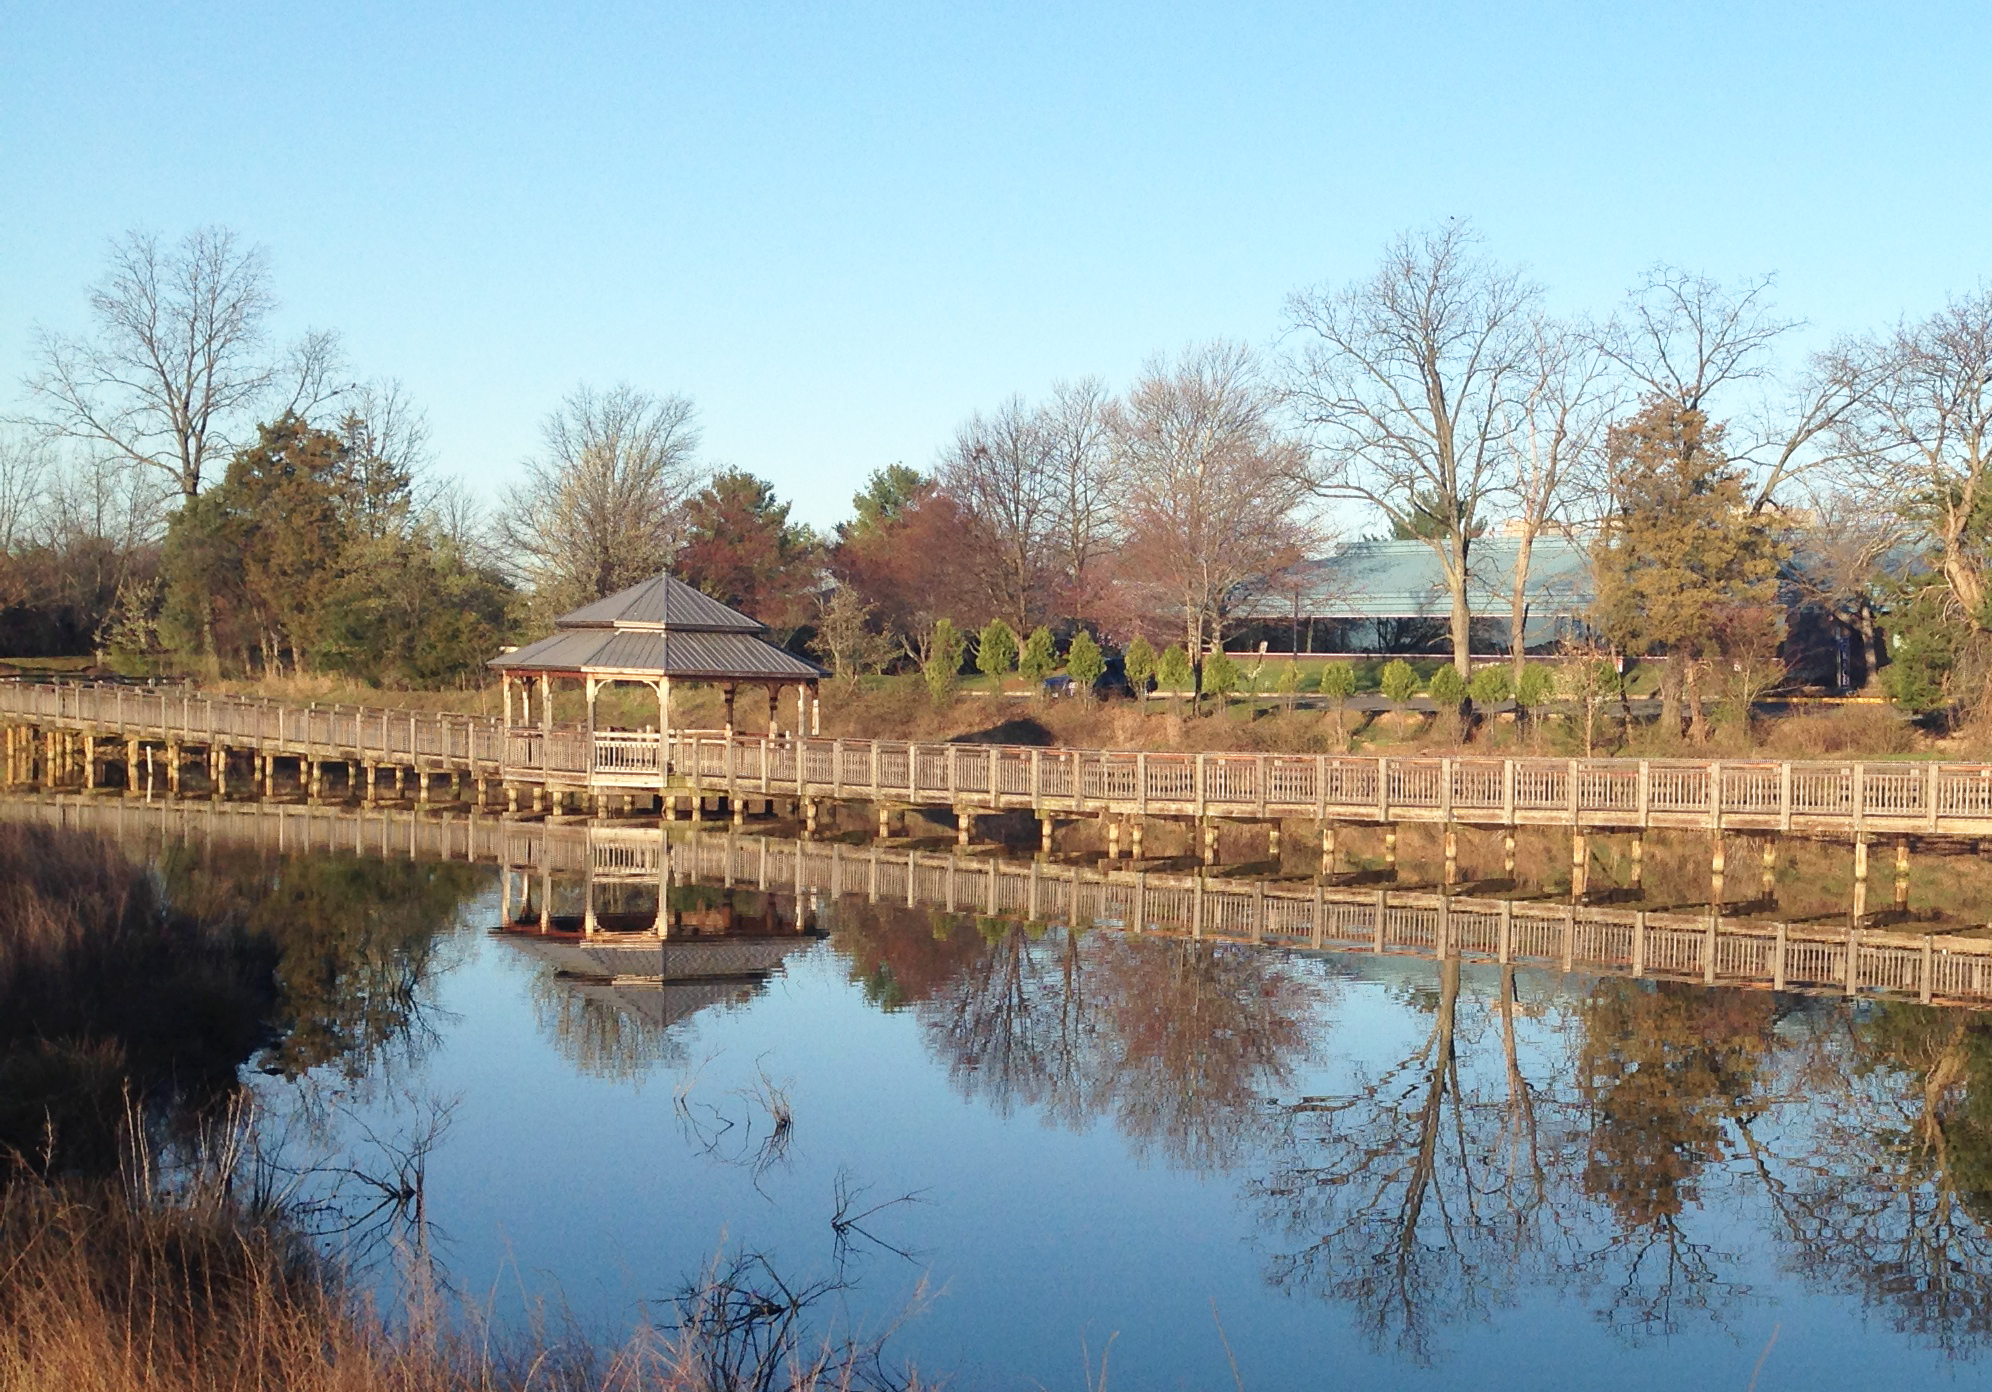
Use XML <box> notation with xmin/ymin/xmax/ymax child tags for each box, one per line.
<box><xmin>1112</xmin><ymin>340</ymin><xmax>1315</xmax><ymax>664</ymax></box>
<box><xmin>1600</xmin><ymin>265</ymin><xmax>1864</xmax><ymax>511</ymax></box>
<box><xmin>1499</xmin><ymin>318</ymin><xmax>1617</xmax><ymax>679</ymax></box>
<box><xmin>0</xmin><ymin>427</ymin><xmax>51</xmax><ymax>556</ymax></box>
<box><xmin>500</xmin><ymin>383</ymin><xmax>704</xmax><ymax>612</ymax></box>
<box><xmin>937</xmin><ymin>395</ymin><xmax>1058</xmax><ymax>630</ymax></box>
<box><xmin>24</xmin><ymin>226</ymin><xmax>345</xmax><ymax>501</ymax></box>
<box><xmin>1042</xmin><ymin>376</ymin><xmax>1120</xmax><ymax>622</ymax></box>
<box><xmin>337</xmin><ymin>379</ymin><xmax>431</xmax><ymax>542</ymax></box>
<box><xmin>1828</xmin><ymin>289</ymin><xmax>1992</xmax><ymax>623</ymax></box>
<box><xmin>1282</xmin><ymin>222</ymin><xmax>1539</xmax><ymax>677</ymax></box>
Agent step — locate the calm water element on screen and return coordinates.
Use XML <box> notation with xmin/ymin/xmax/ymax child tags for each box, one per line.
<box><xmin>34</xmin><ymin>805</ymin><xmax>1992</xmax><ymax>1389</ymax></box>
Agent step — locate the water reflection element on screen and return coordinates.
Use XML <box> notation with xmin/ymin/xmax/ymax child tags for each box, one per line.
<box><xmin>838</xmin><ymin>907</ymin><xmax>1323</xmax><ymax>1168</ymax></box>
<box><xmin>14</xmin><ymin>795</ymin><xmax>1992</xmax><ymax>1373</ymax></box>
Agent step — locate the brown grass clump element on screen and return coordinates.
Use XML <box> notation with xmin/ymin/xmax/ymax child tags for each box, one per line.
<box><xmin>0</xmin><ymin>823</ymin><xmax>273</xmax><ymax>1175</ymax></box>
<box><xmin>0</xmin><ymin>1162</ymin><xmax>930</xmax><ymax>1392</ymax></box>
<box><xmin>1758</xmin><ymin>703</ymin><xmax>1921</xmax><ymax>759</ymax></box>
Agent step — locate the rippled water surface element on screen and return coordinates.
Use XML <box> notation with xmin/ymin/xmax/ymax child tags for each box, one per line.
<box><xmin>28</xmin><ymin>802</ymin><xmax>1992</xmax><ymax>1390</ymax></box>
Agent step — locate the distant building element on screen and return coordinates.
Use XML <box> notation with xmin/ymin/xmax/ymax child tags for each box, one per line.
<box><xmin>1227</xmin><ymin>537</ymin><xmax>1594</xmax><ymax>655</ymax></box>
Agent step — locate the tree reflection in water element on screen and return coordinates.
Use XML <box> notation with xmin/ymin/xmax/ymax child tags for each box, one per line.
<box><xmin>158</xmin><ymin>843</ymin><xmax>480</xmax><ymax>1083</ymax></box>
<box><xmin>549</xmin><ymin>872</ymin><xmax>1992</xmax><ymax>1366</ymax></box>
<box><xmin>1747</xmin><ymin>1003</ymin><xmax>1992</xmax><ymax>1354</ymax></box>
<box><xmin>835</xmin><ymin>904</ymin><xmax>1327</xmax><ymax>1171</ymax></box>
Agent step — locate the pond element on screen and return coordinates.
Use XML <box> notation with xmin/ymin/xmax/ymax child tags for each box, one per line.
<box><xmin>10</xmin><ymin>796</ymin><xmax>1992</xmax><ymax>1390</ymax></box>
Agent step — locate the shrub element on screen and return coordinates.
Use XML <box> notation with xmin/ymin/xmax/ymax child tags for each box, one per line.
<box><xmin>1468</xmin><ymin>665</ymin><xmax>1513</xmax><ymax>705</ymax></box>
<box><xmin>1066</xmin><ymin>630</ymin><xmax>1106</xmax><ymax>692</ymax></box>
<box><xmin>923</xmin><ymin>618</ymin><xmax>967</xmax><ymax>706</ymax></box>
<box><xmin>1428</xmin><ymin>664</ymin><xmax>1466</xmax><ymax>706</ymax></box>
<box><xmin>976</xmin><ymin>619</ymin><xmax>1018</xmax><ymax>679</ymax></box>
<box><xmin>1318</xmin><ymin>661</ymin><xmax>1357</xmax><ymax>703</ymax></box>
<box><xmin>1515</xmin><ymin>663</ymin><xmax>1554</xmax><ymax>708</ymax></box>
<box><xmin>1202</xmin><ymin>650</ymin><xmax>1241</xmax><ymax>707</ymax></box>
<box><xmin>1274</xmin><ymin>662</ymin><xmax>1304</xmax><ymax>705</ymax></box>
<box><xmin>1124</xmin><ymin>635</ymin><xmax>1157</xmax><ymax>699</ymax></box>
<box><xmin>1019</xmin><ymin>626</ymin><xmax>1059</xmax><ymax>683</ymax></box>
<box><xmin>1156</xmin><ymin>645</ymin><xmax>1194</xmax><ymax>695</ymax></box>
<box><xmin>1379</xmin><ymin>659</ymin><xmax>1418</xmax><ymax>704</ymax></box>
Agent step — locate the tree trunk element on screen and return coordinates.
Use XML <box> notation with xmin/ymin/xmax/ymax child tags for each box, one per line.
<box><xmin>1510</xmin><ymin>530</ymin><xmax>1536</xmax><ymax>683</ymax></box>
<box><xmin>1660</xmin><ymin>653</ymin><xmax>1683</xmax><ymax>737</ymax></box>
<box><xmin>1684</xmin><ymin>658</ymin><xmax>1708</xmax><ymax>743</ymax></box>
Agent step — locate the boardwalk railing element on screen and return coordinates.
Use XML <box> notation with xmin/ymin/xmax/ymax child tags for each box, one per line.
<box><xmin>0</xmin><ymin>680</ymin><xmax>506</xmax><ymax>769</ymax></box>
<box><xmin>10</xmin><ymin>679</ymin><xmax>1992</xmax><ymax>837</ymax></box>
<box><xmin>14</xmin><ymin>793</ymin><xmax>1992</xmax><ymax>1010</ymax></box>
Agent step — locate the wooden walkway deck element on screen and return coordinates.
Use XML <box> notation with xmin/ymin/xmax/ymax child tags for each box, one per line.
<box><xmin>13</xmin><ymin>793</ymin><xmax>1992</xmax><ymax>1012</ymax></box>
<box><xmin>6</xmin><ymin>678</ymin><xmax>1992</xmax><ymax>840</ymax></box>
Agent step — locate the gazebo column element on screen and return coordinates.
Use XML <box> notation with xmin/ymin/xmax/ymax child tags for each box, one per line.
<box><xmin>810</xmin><ymin>682</ymin><xmax>821</xmax><ymax>736</ymax></box>
<box><xmin>502</xmin><ymin>674</ymin><xmax>513</xmax><ymax>728</ymax></box>
<box><xmin>722</xmin><ymin>684</ymin><xmax>737</xmax><ymax>740</ymax></box>
<box><xmin>795</xmin><ymin>685</ymin><xmax>807</xmax><ymax>741</ymax></box>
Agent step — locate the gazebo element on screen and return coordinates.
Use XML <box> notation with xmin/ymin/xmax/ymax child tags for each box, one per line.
<box><xmin>490</xmin><ymin>573</ymin><xmax>827</xmax><ymax>788</ymax></box>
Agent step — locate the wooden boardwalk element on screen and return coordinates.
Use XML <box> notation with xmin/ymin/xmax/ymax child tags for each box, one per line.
<box><xmin>13</xmin><ymin>792</ymin><xmax>1992</xmax><ymax>1012</ymax></box>
<box><xmin>7</xmin><ymin>678</ymin><xmax>1992</xmax><ymax>840</ymax></box>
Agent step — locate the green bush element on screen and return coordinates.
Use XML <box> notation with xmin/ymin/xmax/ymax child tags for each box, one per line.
<box><xmin>1318</xmin><ymin>661</ymin><xmax>1357</xmax><ymax>702</ymax></box>
<box><xmin>1019</xmin><ymin>626</ymin><xmax>1059</xmax><ymax>683</ymax></box>
<box><xmin>1065</xmin><ymin>630</ymin><xmax>1105</xmax><ymax>691</ymax></box>
<box><xmin>1274</xmin><ymin>662</ymin><xmax>1304</xmax><ymax>699</ymax></box>
<box><xmin>1124</xmin><ymin>635</ymin><xmax>1157</xmax><ymax>698</ymax></box>
<box><xmin>1156</xmin><ymin>645</ymin><xmax>1194</xmax><ymax>693</ymax></box>
<box><xmin>923</xmin><ymin>618</ymin><xmax>966</xmax><ymax>706</ymax></box>
<box><xmin>1515</xmin><ymin>663</ymin><xmax>1554</xmax><ymax>708</ymax></box>
<box><xmin>1202</xmin><ymin>650</ymin><xmax>1241</xmax><ymax>705</ymax></box>
<box><xmin>1379</xmin><ymin>658</ymin><xmax>1418</xmax><ymax>704</ymax></box>
<box><xmin>976</xmin><ymin>619</ymin><xmax>1018</xmax><ymax>678</ymax></box>
<box><xmin>1428</xmin><ymin>664</ymin><xmax>1466</xmax><ymax>705</ymax></box>
<box><xmin>1468</xmin><ymin>665</ymin><xmax>1513</xmax><ymax>705</ymax></box>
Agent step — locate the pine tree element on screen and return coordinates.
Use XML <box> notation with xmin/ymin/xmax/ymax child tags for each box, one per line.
<box><xmin>1065</xmin><ymin>630</ymin><xmax>1105</xmax><ymax>695</ymax></box>
<box><xmin>1591</xmin><ymin>402</ymin><xmax>1783</xmax><ymax>741</ymax></box>
<box><xmin>1124</xmin><ymin>635</ymin><xmax>1158</xmax><ymax>704</ymax></box>
<box><xmin>977</xmin><ymin>618</ymin><xmax>1018</xmax><ymax>679</ymax></box>
<box><xmin>1019</xmin><ymin>625</ymin><xmax>1059</xmax><ymax>683</ymax></box>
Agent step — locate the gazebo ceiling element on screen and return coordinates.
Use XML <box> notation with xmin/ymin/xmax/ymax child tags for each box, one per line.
<box><xmin>490</xmin><ymin>573</ymin><xmax>827</xmax><ymax>682</ymax></box>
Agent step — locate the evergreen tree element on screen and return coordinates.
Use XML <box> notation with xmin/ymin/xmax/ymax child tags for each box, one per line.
<box><xmin>922</xmin><ymin>618</ymin><xmax>967</xmax><ymax>706</ymax></box>
<box><xmin>977</xmin><ymin>618</ymin><xmax>1019</xmax><ymax>679</ymax></box>
<box><xmin>1065</xmin><ymin>630</ymin><xmax>1105</xmax><ymax>694</ymax></box>
<box><xmin>1156</xmin><ymin>645</ymin><xmax>1194</xmax><ymax>710</ymax></box>
<box><xmin>1202</xmin><ymin>650</ymin><xmax>1241</xmax><ymax>711</ymax></box>
<box><xmin>1124</xmin><ymin>635</ymin><xmax>1158</xmax><ymax>703</ymax></box>
<box><xmin>1019</xmin><ymin>625</ymin><xmax>1059</xmax><ymax>683</ymax></box>
<box><xmin>1591</xmin><ymin>401</ymin><xmax>1783</xmax><ymax>740</ymax></box>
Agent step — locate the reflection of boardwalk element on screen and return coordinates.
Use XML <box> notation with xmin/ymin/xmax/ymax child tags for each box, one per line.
<box><xmin>13</xmin><ymin>794</ymin><xmax>1992</xmax><ymax>1011</ymax></box>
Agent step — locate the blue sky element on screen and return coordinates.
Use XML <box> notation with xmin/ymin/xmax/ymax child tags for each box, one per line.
<box><xmin>2</xmin><ymin>2</ymin><xmax>1985</xmax><ymax>529</ymax></box>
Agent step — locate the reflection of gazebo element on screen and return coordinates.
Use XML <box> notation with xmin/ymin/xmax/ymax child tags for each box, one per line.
<box><xmin>489</xmin><ymin>573</ymin><xmax>827</xmax><ymax>788</ymax></box>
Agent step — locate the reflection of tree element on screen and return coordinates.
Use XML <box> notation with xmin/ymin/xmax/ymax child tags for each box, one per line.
<box><xmin>837</xmin><ymin>902</ymin><xmax>1324</xmax><ymax>1170</ymax></box>
<box><xmin>1251</xmin><ymin>960</ymin><xmax>1542</xmax><ymax>1362</ymax></box>
<box><xmin>159</xmin><ymin>846</ymin><xmax>480</xmax><ymax>1080</ymax></box>
<box><xmin>1746</xmin><ymin>1004</ymin><xmax>1992</xmax><ymax>1355</ymax></box>
<box><xmin>529</xmin><ymin>973</ymin><xmax>698</xmax><ymax>1081</ymax></box>
<box><xmin>1572</xmin><ymin>981</ymin><xmax>1774</xmax><ymax>1338</ymax></box>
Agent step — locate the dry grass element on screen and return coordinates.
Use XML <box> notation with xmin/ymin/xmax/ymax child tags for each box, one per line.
<box><xmin>0</xmin><ymin>1161</ymin><xmax>930</xmax><ymax>1392</ymax></box>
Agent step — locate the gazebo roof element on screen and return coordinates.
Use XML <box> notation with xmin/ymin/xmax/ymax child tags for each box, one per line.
<box><xmin>556</xmin><ymin>574</ymin><xmax>766</xmax><ymax>633</ymax></box>
<box><xmin>490</xmin><ymin>574</ymin><xmax>828</xmax><ymax>682</ymax></box>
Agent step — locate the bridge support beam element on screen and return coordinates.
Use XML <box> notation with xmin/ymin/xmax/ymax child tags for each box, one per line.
<box><xmin>1443</xmin><ymin>826</ymin><xmax>1458</xmax><ymax>886</ymax></box>
<box><xmin>1629</xmin><ymin>834</ymin><xmax>1643</xmax><ymax>892</ymax></box>
<box><xmin>1852</xmin><ymin>836</ymin><xmax>1869</xmax><ymax>927</ymax></box>
<box><xmin>1321</xmin><ymin>821</ymin><xmax>1336</xmax><ymax>877</ymax></box>
<box><xmin>1896</xmin><ymin>837</ymin><xmax>1911</xmax><ymax>914</ymax></box>
<box><xmin>1570</xmin><ymin>831</ymin><xmax>1589</xmax><ymax>901</ymax></box>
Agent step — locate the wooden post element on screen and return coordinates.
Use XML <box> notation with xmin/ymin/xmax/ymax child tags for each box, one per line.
<box><xmin>1203</xmin><ymin>819</ymin><xmax>1218</xmax><ymax>866</ymax></box>
<box><xmin>957</xmin><ymin>807</ymin><xmax>971</xmax><ymax>847</ymax></box>
<box><xmin>1629</xmin><ymin>834</ymin><xmax>1643</xmax><ymax>891</ymax></box>
<box><xmin>1040</xmin><ymin>814</ymin><xmax>1054</xmax><ymax>856</ymax></box>
<box><xmin>1632</xmin><ymin>911</ymin><xmax>1647</xmax><ymax>977</ymax></box>
<box><xmin>1130</xmin><ymin>819</ymin><xmax>1144</xmax><ymax>860</ymax></box>
<box><xmin>1383</xmin><ymin>826</ymin><xmax>1397</xmax><ymax>876</ymax></box>
<box><xmin>1710</xmin><ymin>834</ymin><xmax>1725</xmax><ymax>911</ymax></box>
<box><xmin>1503</xmin><ymin>830</ymin><xmax>1517</xmax><ymax>879</ymax></box>
<box><xmin>1895</xmin><ymin>837</ymin><xmax>1911</xmax><ymax>913</ymax></box>
<box><xmin>1321</xmin><ymin>821</ymin><xmax>1336</xmax><ymax>877</ymax></box>
<box><xmin>1443</xmin><ymin>826</ymin><xmax>1458</xmax><ymax>886</ymax></box>
<box><xmin>1774</xmin><ymin>921</ymin><xmax>1788</xmax><ymax>991</ymax></box>
<box><xmin>1570</xmin><ymin>831</ymin><xmax>1588</xmax><ymax>900</ymax></box>
<box><xmin>1852</xmin><ymin>835</ymin><xmax>1869</xmax><ymax>927</ymax></box>
<box><xmin>1106</xmin><ymin>820</ymin><xmax>1119</xmax><ymax>860</ymax></box>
